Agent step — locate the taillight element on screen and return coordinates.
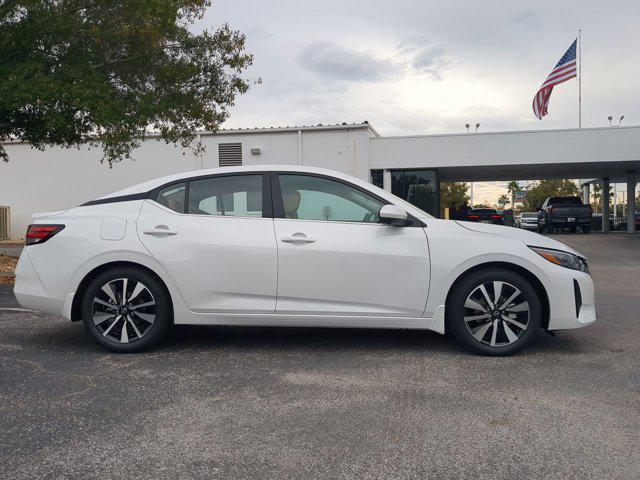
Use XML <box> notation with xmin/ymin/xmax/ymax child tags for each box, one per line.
<box><xmin>490</xmin><ymin>214</ymin><xmax>503</xmax><ymax>219</ymax></box>
<box><xmin>25</xmin><ymin>224</ymin><xmax>65</xmax><ymax>246</ymax></box>
<box><xmin>468</xmin><ymin>214</ymin><xmax>480</xmax><ymax>219</ymax></box>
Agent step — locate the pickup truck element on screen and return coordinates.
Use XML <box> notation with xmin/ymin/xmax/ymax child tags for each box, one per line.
<box><xmin>537</xmin><ymin>196</ymin><xmax>593</xmax><ymax>234</ymax></box>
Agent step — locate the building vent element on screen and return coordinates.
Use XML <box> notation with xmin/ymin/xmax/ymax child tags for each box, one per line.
<box><xmin>218</xmin><ymin>142</ymin><xmax>243</xmax><ymax>167</ymax></box>
<box><xmin>0</xmin><ymin>206</ymin><xmax>10</xmax><ymax>240</ymax></box>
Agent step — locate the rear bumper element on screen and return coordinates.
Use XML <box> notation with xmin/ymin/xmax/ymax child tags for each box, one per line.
<box><xmin>13</xmin><ymin>249</ymin><xmax>66</xmax><ymax>316</ymax></box>
<box><xmin>548</xmin><ymin>217</ymin><xmax>591</xmax><ymax>225</ymax></box>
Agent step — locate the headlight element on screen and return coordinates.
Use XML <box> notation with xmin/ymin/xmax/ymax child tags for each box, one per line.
<box><xmin>529</xmin><ymin>247</ymin><xmax>590</xmax><ymax>274</ymax></box>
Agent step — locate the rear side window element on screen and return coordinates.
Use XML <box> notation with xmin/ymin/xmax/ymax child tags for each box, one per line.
<box><xmin>188</xmin><ymin>175</ymin><xmax>262</xmax><ymax>217</ymax></box>
<box><xmin>156</xmin><ymin>183</ymin><xmax>186</xmax><ymax>213</ymax></box>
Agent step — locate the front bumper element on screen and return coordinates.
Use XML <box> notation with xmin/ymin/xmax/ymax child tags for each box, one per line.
<box><xmin>520</xmin><ymin>223</ymin><xmax>538</xmax><ymax>230</ymax></box>
<box><xmin>547</xmin><ymin>269</ymin><xmax>596</xmax><ymax>330</ymax></box>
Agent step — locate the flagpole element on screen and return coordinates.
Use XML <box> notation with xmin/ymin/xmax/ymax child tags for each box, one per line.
<box><xmin>578</xmin><ymin>29</ymin><xmax>582</xmax><ymax>128</ymax></box>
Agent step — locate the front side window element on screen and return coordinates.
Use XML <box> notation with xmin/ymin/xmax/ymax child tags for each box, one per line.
<box><xmin>156</xmin><ymin>183</ymin><xmax>186</xmax><ymax>213</ymax></box>
<box><xmin>188</xmin><ymin>175</ymin><xmax>262</xmax><ymax>217</ymax></box>
<box><xmin>278</xmin><ymin>174</ymin><xmax>384</xmax><ymax>223</ymax></box>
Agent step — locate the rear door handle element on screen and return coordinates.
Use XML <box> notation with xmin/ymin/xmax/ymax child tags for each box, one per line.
<box><xmin>281</xmin><ymin>234</ymin><xmax>316</xmax><ymax>244</ymax></box>
<box><xmin>143</xmin><ymin>226</ymin><xmax>178</xmax><ymax>236</ymax></box>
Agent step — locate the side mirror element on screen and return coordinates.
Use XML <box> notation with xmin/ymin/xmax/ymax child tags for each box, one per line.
<box><xmin>379</xmin><ymin>204</ymin><xmax>409</xmax><ymax>226</ymax></box>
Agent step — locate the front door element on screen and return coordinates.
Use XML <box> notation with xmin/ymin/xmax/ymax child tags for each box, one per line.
<box><xmin>137</xmin><ymin>173</ymin><xmax>277</xmax><ymax>314</ymax></box>
<box><xmin>272</xmin><ymin>173</ymin><xmax>430</xmax><ymax>317</ymax></box>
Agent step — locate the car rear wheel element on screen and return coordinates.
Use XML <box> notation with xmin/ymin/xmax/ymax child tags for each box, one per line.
<box><xmin>447</xmin><ymin>268</ymin><xmax>541</xmax><ymax>356</ymax></box>
<box><xmin>81</xmin><ymin>266</ymin><xmax>172</xmax><ymax>352</ymax></box>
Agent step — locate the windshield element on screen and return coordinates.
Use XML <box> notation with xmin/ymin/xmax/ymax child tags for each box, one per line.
<box><xmin>521</xmin><ymin>213</ymin><xmax>537</xmax><ymax>218</ymax></box>
<box><xmin>550</xmin><ymin>197</ymin><xmax>582</xmax><ymax>204</ymax></box>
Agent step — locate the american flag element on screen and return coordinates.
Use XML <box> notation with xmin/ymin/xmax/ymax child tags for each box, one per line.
<box><xmin>532</xmin><ymin>39</ymin><xmax>577</xmax><ymax>119</ymax></box>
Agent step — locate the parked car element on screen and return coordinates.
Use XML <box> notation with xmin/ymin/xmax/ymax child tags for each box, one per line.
<box><xmin>516</xmin><ymin>212</ymin><xmax>538</xmax><ymax>230</ymax></box>
<box><xmin>14</xmin><ymin>166</ymin><xmax>596</xmax><ymax>356</ymax></box>
<box><xmin>465</xmin><ymin>208</ymin><xmax>505</xmax><ymax>225</ymax></box>
<box><xmin>537</xmin><ymin>196</ymin><xmax>592</xmax><ymax>233</ymax></box>
<box><xmin>618</xmin><ymin>213</ymin><xmax>640</xmax><ymax>230</ymax></box>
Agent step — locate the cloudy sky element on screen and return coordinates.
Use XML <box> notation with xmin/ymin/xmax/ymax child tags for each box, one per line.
<box><xmin>196</xmin><ymin>0</ymin><xmax>639</xmax><ymax>204</ymax></box>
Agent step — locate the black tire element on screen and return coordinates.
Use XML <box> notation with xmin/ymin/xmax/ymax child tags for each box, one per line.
<box><xmin>447</xmin><ymin>268</ymin><xmax>542</xmax><ymax>356</ymax></box>
<box><xmin>582</xmin><ymin>226</ymin><xmax>591</xmax><ymax>234</ymax></box>
<box><xmin>544</xmin><ymin>220</ymin><xmax>554</xmax><ymax>234</ymax></box>
<box><xmin>81</xmin><ymin>266</ymin><xmax>172</xmax><ymax>353</ymax></box>
<box><xmin>569</xmin><ymin>226</ymin><xmax>577</xmax><ymax>233</ymax></box>
<box><xmin>536</xmin><ymin>225</ymin><xmax>544</xmax><ymax>234</ymax></box>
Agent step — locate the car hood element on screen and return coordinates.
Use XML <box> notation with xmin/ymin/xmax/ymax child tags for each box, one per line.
<box><xmin>454</xmin><ymin>221</ymin><xmax>583</xmax><ymax>257</ymax></box>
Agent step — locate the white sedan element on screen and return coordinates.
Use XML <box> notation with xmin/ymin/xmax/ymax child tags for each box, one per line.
<box><xmin>14</xmin><ymin>166</ymin><xmax>596</xmax><ymax>355</ymax></box>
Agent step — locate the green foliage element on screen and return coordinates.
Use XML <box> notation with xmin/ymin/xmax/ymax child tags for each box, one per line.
<box><xmin>0</xmin><ymin>0</ymin><xmax>253</xmax><ymax>165</ymax></box>
<box><xmin>523</xmin><ymin>179</ymin><xmax>580</xmax><ymax>211</ymax></box>
<box><xmin>497</xmin><ymin>194</ymin><xmax>509</xmax><ymax>209</ymax></box>
<box><xmin>440</xmin><ymin>181</ymin><xmax>470</xmax><ymax>217</ymax></box>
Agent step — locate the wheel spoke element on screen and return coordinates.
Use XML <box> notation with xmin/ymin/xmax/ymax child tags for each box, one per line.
<box><xmin>120</xmin><ymin>320</ymin><xmax>129</xmax><ymax>343</ymax></box>
<box><xmin>121</xmin><ymin>278</ymin><xmax>128</xmax><ymax>303</ymax></box>
<box><xmin>503</xmin><ymin>321</ymin><xmax>519</xmax><ymax>343</ymax></box>
<box><xmin>128</xmin><ymin>281</ymin><xmax>147</xmax><ymax>303</ymax></box>
<box><xmin>499</xmin><ymin>289</ymin><xmax>521</xmax><ymax>310</ymax></box>
<box><xmin>502</xmin><ymin>315</ymin><xmax>527</xmax><ymax>330</ymax></box>
<box><xmin>93</xmin><ymin>298</ymin><xmax>116</xmax><ymax>310</ymax></box>
<box><xmin>127</xmin><ymin>315</ymin><xmax>143</xmax><ymax>338</ymax></box>
<box><xmin>471</xmin><ymin>322</ymin><xmax>492</xmax><ymax>341</ymax></box>
<box><xmin>101</xmin><ymin>283</ymin><xmax>118</xmax><ymax>304</ymax></box>
<box><xmin>93</xmin><ymin>312</ymin><xmax>114</xmax><ymax>325</ymax></box>
<box><xmin>493</xmin><ymin>281</ymin><xmax>504</xmax><ymax>305</ymax></box>
<box><xmin>478</xmin><ymin>284</ymin><xmax>495</xmax><ymax>310</ymax></box>
<box><xmin>506</xmin><ymin>301</ymin><xmax>529</xmax><ymax>313</ymax></box>
<box><xmin>489</xmin><ymin>319</ymin><xmax>498</xmax><ymax>346</ymax></box>
<box><xmin>465</xmin><ymin>298</ymin><xmax>487</xmax><ymax>313</ymax></box>
<box><xmin>130</xmin><ymin>300</ymin><xmax>155</xmax><ymax>310</ymax></box>
<box><xmin>102</xmin><ymin>315</ymin><xmax>121</xmax><ymax>336</ymax></box>
<box><xmin>133</xmin><ymin>311</ymin><xmax>155</xmax><ymax>324</ymax></box>
<box><xmin>464</xmin><ymin>313</ymin><xmax>491</xmax><ymax>322</ymax></box>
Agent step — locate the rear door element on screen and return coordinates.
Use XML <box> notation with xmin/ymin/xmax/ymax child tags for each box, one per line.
<box><xmin>271</xmin><ymin>172</ymin><xmax>430</xmax><ymax>317</ymax></box>
<box><xmin>137</xmin><ymin>173</ymin><xmax>277</xmax><ymax>314</ymax></box>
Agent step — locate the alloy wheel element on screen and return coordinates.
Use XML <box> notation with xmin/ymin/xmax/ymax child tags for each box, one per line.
<box><xmin>92</xmin><ymin>278</ymin><xmax>156</xmax><ymax>344</ymax></box>
<box><xmin>463</xmin><ymin>280</ymin><xmax>530</xmax><ymax>347</ymax></box>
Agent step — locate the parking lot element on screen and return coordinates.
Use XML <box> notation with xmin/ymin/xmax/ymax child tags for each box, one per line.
<box><xmin>1</xmin><ymin>233</ymin><xmax>639</xmax><ymax>479</ymax></box>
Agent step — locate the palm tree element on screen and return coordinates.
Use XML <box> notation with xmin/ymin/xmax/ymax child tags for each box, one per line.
<box><xmin>507</xmin><ymin>181</ymin><xmax>520</xmax><ymax>210</ymax></box>
<box><xmin>498</xmin><ymin>194</ymin><xmax>509</xmax><ymax>210</ymax></box>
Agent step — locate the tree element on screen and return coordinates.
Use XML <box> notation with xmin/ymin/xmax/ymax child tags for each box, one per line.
<box><xmin>507</xmin><ymin>181</ymin><xmax>521</xmax><ymax>209</ymax></box>
<box><xmin>439</xmin><ymin>181</ymin><xmax>470</xmax><ymax>217</ymax></box>
<box><xmin>591</xmin><ymin>183</ymin><xmax>613</xmax><ymax>213</ymax></box>
<box><xmin>497</xmin><ymin>194</ymin><xmax>509</xmax><ymax>210</ymax></box>
<box><xmin>0</xmin><ymin>0</ymin><xmax>253</xmax><ymax>165</ymax></box>
<box><xmin>523</xmin><ymin>179</ymin><xmax>580</xmax><ymax>211</ymax></box>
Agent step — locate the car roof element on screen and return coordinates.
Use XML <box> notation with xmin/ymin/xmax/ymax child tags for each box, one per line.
<box><xmin>96</xmin><ymin>165</ymin><xmax>359</xmax><ymax>200</ymax></box>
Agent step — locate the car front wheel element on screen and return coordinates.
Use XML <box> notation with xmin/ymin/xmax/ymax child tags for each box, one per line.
<box><xmin>81</xmin><ymin>266</ymin><xmax>172</xmax><ymax>352</ymax></box>
<box><xmin>448</xmin><ymin>268</ymin><xmax>542</xmax><ymax>356</ymax></box>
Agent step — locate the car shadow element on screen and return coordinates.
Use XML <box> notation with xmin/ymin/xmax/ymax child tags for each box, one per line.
<box><xmin>7</xmin><ymin>314</ymin><xmax>594</xmax><ymax>358</ymax></box>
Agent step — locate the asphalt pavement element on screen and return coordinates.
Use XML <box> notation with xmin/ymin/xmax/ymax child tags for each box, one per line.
<box><xmin>1</xmin><ymin>233</ymin><xmax>639</xmax><ymax>479</ymax></box>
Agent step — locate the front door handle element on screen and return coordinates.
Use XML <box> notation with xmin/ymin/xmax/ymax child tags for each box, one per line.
<box><xmin>143</xmin><ymin>226</ymin><xmax>178</xmax><ymax>236</ymax></box>
<box><xmin>281</xmin><ymin>233</ymin><xmax>316</xmax><ymax>244</ymax></box>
